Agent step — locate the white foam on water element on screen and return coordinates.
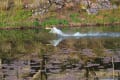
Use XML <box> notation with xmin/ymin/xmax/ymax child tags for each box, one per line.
<box><xmin>49</xmin><ymin>27</ymin><xmax>120</xmax><ymax>46</ymax></box>
<box><xmin>49</xmin><ymin>27</ymin><xmax>120</xmax><ymax>38</ymax></box>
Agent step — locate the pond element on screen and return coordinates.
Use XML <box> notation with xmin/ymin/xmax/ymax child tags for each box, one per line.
<box><xmin>0</xmin><ymin>26</ymin><xmax>120</xmax><ymax>80</ymax></box>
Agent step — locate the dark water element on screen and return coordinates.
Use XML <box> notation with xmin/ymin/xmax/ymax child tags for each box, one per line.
<box><xmin>0</xmin><ymin>26</ymin><xmax>120</xmax><ymax>80</ymax></box>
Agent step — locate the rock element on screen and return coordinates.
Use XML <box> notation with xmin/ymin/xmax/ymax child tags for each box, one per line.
<box><xmin>87</xmin><ymin>8</ymin><xmax>98</xmax><ymax>15</ymax></box>
<box><xmin>81</xmin><ymin>0</ymin><xmax>117</xmax><ymax>14</ymax></box>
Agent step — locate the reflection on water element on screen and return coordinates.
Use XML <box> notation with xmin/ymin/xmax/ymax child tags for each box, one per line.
<box><xmin>0</xmin><ymin>59</ymin><xmax>41</xmax><ymax>80</ymax></box>
<box><xmin>0</xmin><ymin>49</ymin><xmax>120</xmax><ymax>80</ymax></box>
<box><xmin>0</xmin><ymin>26</ymin><xmax>120</xmax><ymax>80</ymax></box>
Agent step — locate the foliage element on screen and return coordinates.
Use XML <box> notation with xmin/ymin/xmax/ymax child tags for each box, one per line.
<box><xmin>33</xmin><ymin>20</ymin><xmax>40</xmax><ymax>27</ymax></box>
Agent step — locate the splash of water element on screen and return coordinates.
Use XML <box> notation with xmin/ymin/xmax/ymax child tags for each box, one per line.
<box><xmin>49</xmin><ymin>27</ymin><xmax>120</xmax><ymax>46</ymax></box>
<box><xmin>49</xmin><ymin>27</ymin><xmax>120</xmax><ymax>37</ymax></box>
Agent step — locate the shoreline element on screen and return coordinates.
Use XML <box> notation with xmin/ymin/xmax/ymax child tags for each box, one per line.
<box><xmin>0</xmin><ymin>22</ymin><xmax>120</xmax><ymax>30</ymax></box>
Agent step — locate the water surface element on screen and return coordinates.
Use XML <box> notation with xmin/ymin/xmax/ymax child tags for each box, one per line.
<box><xmin>0</xmin><ymin>26</ymin><xmax>120</xmax><ymax>80</ymax></box>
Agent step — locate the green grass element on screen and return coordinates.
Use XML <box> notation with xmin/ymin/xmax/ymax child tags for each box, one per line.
<box><xmin>0</xmin><ymin>9</ymin><xmax>33</xmax><ymax>27</ymax></box>
<box><xmin>41</xmin><ymin>17</ymin><xmax>69</xmax><ymax>27</ymax></box>
<box><xmin>69</xmin><ymin>13</ymin><xmax>81</xmax><ymax>23</ymax></box>
<box><xmin>0</xmin><ymin>4</ymin><xmax>120</xmax><ymax>28</ymax></box>
<box><xmin>33</xmin><ymin>20</ymin><xmax>40</xmax><ymax>26</ymax></box>
<box><xmin>68</xmin><ymin>8</ymin><xmax>120</xmax><ymax>24</ymax></box>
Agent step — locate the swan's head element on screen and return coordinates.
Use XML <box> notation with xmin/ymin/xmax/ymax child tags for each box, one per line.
<box><xmin>45</xmin><ymin>27</ymin><xmax>58</xmax><ymax>34</ymax></box>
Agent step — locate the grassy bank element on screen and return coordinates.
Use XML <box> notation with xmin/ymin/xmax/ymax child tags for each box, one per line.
<box><xmin>0</xmin><ymin>1</ymin><xmax>120</xmax><ymax>28</ymax></box>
